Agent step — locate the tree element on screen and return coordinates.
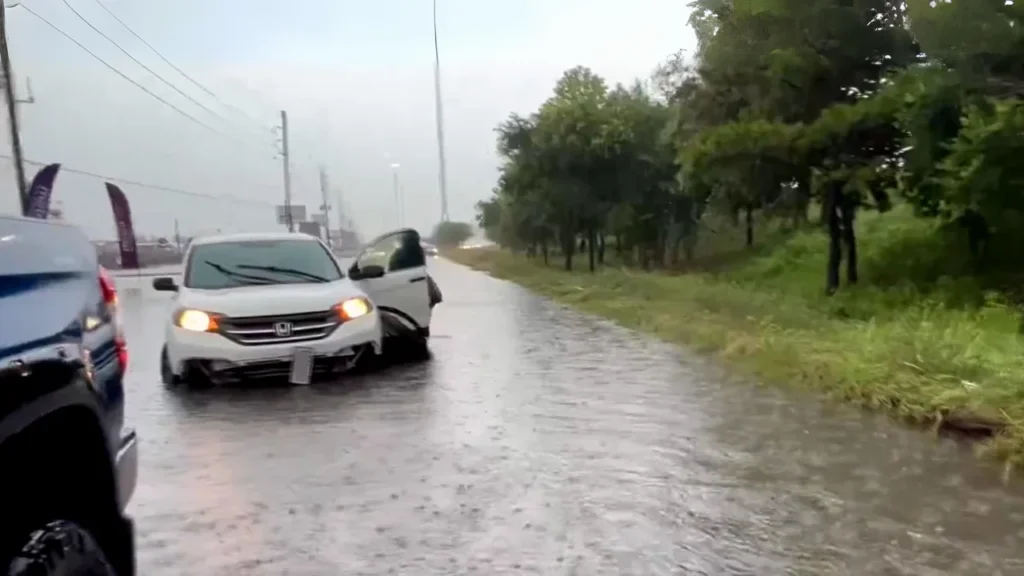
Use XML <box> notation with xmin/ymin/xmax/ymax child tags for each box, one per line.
<box><xmin>475</xmin><ymin>0</ymin><xmax>1024</xmax><ymax>297</ymax></box>
<box><xmin>431</xmin><ymin>221</ymin><xmax>474</xmax><ymax>248</ymax></box>
<box><xmin>532</xmin><ymin>66</ymin><xmax>622</xmax><ymax>271</ymax></box>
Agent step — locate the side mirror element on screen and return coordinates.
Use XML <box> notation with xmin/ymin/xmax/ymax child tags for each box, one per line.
<box><xmin>152</xmin><ymin>277</ymin><xmax>178</xmax><ymax>292</ymax></box>
<box><xmin>350</xmin><ymin>264</ymin><xmax>385</xmax><ymax>280</ymax></box>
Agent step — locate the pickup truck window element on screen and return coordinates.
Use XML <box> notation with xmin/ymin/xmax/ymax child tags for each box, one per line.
<box><xmin>184</xmin><ymin>239</ymin><xmax>343</xmax><ymax>289</ymax></box>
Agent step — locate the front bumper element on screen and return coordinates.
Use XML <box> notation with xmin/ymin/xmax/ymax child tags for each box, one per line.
<box><xmin>185</xmin><ymin>343</ymin><xmax>377</xmax><ymax>384</ymax></box>
<box><xmin>166</xmin><ymin>311</ymin><xmax>383</xmax><ymax>383</ymax></box>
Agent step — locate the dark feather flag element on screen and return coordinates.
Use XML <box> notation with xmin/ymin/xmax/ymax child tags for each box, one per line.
<box><xmin>24</xmin><ymin>163</ymin><xmax>61</xmax><ymax>219</ymax></box>
<box><xmin>105</xmin><ymin>183</ymin><xmax>140</xmax><ymax>269</ymax></box>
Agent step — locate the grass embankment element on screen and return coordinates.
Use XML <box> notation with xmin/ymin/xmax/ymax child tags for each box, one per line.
<box><xmin>447</xmin><ymin>209</ymin><xmax>1024</xmax><ymax>465</ymax></box>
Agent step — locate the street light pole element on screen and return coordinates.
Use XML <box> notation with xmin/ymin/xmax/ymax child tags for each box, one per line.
<box><xmin>318</xmin><ymin>165</ymin><xmax>332</xmax><ymax>248</ymax></box>
<box><xmin>432</xmin><ymin>0</ymin><xmax>450</xmax><ymax>223</ymax></box>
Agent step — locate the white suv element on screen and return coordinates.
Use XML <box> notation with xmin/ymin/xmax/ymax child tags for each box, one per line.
<box><xmin>154</xmin><ymin>229</ymin><xmax>435</xmax><ymax>387</ymax></box>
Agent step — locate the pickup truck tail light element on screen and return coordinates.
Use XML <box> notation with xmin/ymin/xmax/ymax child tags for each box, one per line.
<box><xmin>98</xmin><ymin>266</ymin><xmax>128</xmax><ymax>372</ymax></box>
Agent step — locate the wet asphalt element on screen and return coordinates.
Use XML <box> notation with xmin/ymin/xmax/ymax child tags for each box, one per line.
<box><xmin>113</xmin><ymin>258</ymin><xmax>1024</xmax><ymax>575</ymax></box>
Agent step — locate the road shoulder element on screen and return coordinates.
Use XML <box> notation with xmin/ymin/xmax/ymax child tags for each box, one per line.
<box><xmin>444</xmin><ymin>245</ymin><xmax>1024</xmax><ymax>469</ymax></box>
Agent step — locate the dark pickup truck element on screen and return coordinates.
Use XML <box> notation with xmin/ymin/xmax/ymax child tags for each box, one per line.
<box><xmin>0</xmin><ymin>215</ymin><xmax>137</xmax><ymax>575</ymax></box>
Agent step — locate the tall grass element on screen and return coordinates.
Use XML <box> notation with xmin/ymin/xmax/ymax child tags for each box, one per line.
<box><xmin>448</xmin><ymin>208</ymin><xmax>1024</xmax><ymax>464</ymax></box>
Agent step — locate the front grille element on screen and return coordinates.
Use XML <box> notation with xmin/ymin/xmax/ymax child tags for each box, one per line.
<box><xmin>191</xmin><ymin>343</ymin><xmax>372</xmax><ymax>384</ymax></box>
<box><xmin>212</xmin><ymin>357</ymin><xmax>336</xmax><ymax>380</ymax></box>
<box><xmin>218</xmin><ymin>309</ymin><xmax>339</xmax><ymax>346</ymax></box>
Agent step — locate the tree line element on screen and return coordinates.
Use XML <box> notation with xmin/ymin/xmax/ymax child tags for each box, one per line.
<box><xmin>475</xmin><ymin>0</ymin><xmax>1024</xmax><ymax>295</ymax></box>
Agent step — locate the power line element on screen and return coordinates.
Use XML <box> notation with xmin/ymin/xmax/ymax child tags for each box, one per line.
<box><xmin>23</xmin><ymin>3</ymin><xmax>318</xmax><ymax>168</ymax></box>
<box><xmin>6</xmin><ymin>154</ymin><xmax>277</xmax><ymax>205</ymax></box>
<box><xmin>18</xmin><ymin>4</ymin><xmax>271</xmax><ymax>157</ymax></box>
<box><xmin>18</xmin><ymin>5</ymin><xmax>225</xmax><ymax>137</ymax></box>
<box><xmin>57</xmin><ymin>0</ymin><xmax>256</xmax><ymax>139</ymax></box>
<box><xmin>88</xmin><ymin>0</ymin><xmax>275</xmax><ymax>136</ymax></box>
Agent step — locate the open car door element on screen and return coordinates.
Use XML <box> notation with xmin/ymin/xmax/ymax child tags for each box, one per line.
<box><xmin>348</xmin><ymin>228</ymin><xmax>432</xmax><ymax>338</ymax></box>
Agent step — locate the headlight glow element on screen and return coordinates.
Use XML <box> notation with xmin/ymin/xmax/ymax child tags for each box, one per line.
<box><xmin>336</xmin><ymin>298</ymin><xmax>371</xmax><ymax>320</ymax></box>
<box><xmin>177</xmin><ymin>309</ymin><xmax>217</xmax><ymax>332</ymax></box>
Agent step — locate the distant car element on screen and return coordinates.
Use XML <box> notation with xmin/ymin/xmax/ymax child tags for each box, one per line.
<box><xmin>420</xmin><ymin>242</ymin><xmax>438</xmax><ymax>257</ymax></box>
<box><xmin>0</xmin><ymin>215</ymin><xmax>137</xmax><ymax>575</ymax></box>
<box><xmin>154</xmin><ymin>229</ymin><xmax>435</xmax><ymax>388</ymax></box>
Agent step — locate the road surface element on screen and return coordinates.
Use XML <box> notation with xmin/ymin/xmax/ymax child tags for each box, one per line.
<box><xmin>114</xmin><ymin>259</ymin><xmax>1024</xmax><ymax>575</ymax></box>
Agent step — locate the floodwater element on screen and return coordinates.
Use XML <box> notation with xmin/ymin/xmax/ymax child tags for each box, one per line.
<box><xmin>114</xmin><ymin>259</ymin><xmax>1024</xmax><ymax>575</ymax></box>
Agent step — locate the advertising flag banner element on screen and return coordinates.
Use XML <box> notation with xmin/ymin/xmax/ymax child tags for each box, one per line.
<box><xmin>24</xmin><ymin>163</ymin><xmax>61</xmax><ymax>219</ymax></box>
<box><xmin>105</xmin><ymin>183</ymin><xmax>140</xmax><ymax>269</ymax></box>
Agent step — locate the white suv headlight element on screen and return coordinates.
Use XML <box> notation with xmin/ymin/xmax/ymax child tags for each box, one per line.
<box><xmin>175</xmin><ymin>309</ymin><xmax>220</xmax><ymax>332</ymax></box>
<box><xmin>333</xmin><ymin>298</ymin><xmax>372</xmax><ymax>321</ymax></box>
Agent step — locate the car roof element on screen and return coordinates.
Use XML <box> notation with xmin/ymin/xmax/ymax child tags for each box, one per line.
<box><xmin>189</xmin><ymin>232</ymin><xmax>320</xmax><ymax>247</ymax></box>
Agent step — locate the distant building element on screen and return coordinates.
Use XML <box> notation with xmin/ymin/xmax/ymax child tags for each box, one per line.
<box><xmin>332</xmin><ymin>228</ymin><xmax>360</xmax><ymax>249</ymax></box>
<box><xmin>297</xmin><ymin>221</ymin><xmax>323</xmax><ymax>240</ymax></box>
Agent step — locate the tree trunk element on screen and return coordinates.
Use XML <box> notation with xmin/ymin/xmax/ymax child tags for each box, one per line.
<box><xmin>615</xmin><ymin>234</ymin><xmax>623</xmax><ymax>256</ymax></box>
<box><xmin>562</xmin><ymin>226</ymin><xmax>575</xmax><ymax>271</ymax></box>
<box><xmin>597</xmin><ymin>234</ymin><xmax>606</xmax><ymax>265</ymax></box>
<box><xmin>660</xmin><ymin>227</ymin><xmax>671</xmax><ymax>267</ymax></box>
<box><xmin>541</xmin><ymin>238</ymin><xmax>549</xmax><ymax>266</ymax></box>
<box><xmin>825</xmin><ymin>186</ymin><xmax>842</xmax><ymax>295</ymax></box>
<box><xmin>745</xmin><ymin>204</ymin><xmax>754</xmax><ymax>248</ymax></box>
<box><xmin>840</xmin><ymin>197</ymin><xmax>858</xmax><ymax>285</ymax></box>
<box><xmin>670</xmin><ymin>232</ymin><xmax>682</xmax><ymax>266</ymax></box>
<box><xmin>793</xmin><ymin>174</ymin><xmax>811</xmax><ymax>228</ymax></box>
<box><xmin>587</xmin><ymin>229</ymin><xmax>596</xmax><ymax>272</ymax></box>
<box><xmin>682</xmin><ymin>216</ymin><xmax>697</xmax><ymax>262</ymax></box>
<box><xmin>960</xmin><ymin>209</ymin><xmax>990</xmax><ymax>263</ymax></box>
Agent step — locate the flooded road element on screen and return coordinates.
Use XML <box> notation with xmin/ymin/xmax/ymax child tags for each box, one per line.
<box><xmin>115</xmin><ymin>259</ymin><xmax>1024</xmax><ymax>575</ymax></box>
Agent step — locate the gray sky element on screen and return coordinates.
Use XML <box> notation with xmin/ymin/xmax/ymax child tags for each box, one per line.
<box><xmin>0</xmin><ymin>0</ymin><xmax>694</xmax><ymax>241</ymax></box>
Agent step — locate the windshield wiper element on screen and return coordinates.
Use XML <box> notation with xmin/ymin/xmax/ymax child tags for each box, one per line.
<box><xmin>203</xmin><ymin>260</ymin><xmax>277</xmax><ymax>285</ymax></box>
<box><xmin>236</xmin><ymin>264</ymin><xmax>330</xmax><ymax>283</ymax></box>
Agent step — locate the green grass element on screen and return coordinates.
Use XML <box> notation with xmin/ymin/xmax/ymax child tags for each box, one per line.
<box><xmin>446</xmin><ymin>208</ymin><xmax>1024</xmax><ymax>466</ymax></box>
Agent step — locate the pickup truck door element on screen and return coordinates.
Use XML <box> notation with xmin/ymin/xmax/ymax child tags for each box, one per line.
<box><xmin>348</xmin><ymin>229</ymin><xmax>432</xmax><ymax>335</ymax></box>
<box><xmin>0</xmin><ymin>215</ymin><xmax>127</xmax><ymax>441</ymax></box>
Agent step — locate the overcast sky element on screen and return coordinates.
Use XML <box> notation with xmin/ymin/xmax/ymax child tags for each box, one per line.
<box><xmin>0</xmin><ymin>0</ymin><xmax>694</xmax><ymax>242</ymax></box>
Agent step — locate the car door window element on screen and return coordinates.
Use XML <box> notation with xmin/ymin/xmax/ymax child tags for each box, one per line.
<box><xmin>387</xmin><ymin>231</ymin><xmax>425</xmax><ymax>271</ymax></box>
<box><xmin>355</xmin><ymin>235</ymin><xmax>399</xmax><ymax>270</ymax></box>
<box><xmin>356</xmin><ymin>230</ymin><xmax>424</xmax><ymax>272</ymax></box>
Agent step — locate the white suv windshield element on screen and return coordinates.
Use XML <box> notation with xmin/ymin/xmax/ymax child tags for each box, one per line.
<box><xmin>184</xmin><ymin>239</ymin><xmax>342</xmax><ymax>289</ymax></box>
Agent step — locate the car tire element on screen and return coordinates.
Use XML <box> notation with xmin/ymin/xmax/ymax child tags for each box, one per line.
<box><xmin>380</xmin><ymin>334</ymin><xmax>429</xmax><ymax>365</ymax></box>
<box><xmin>410</xmin><ymin>335</ymin><xmax>431</xmax><ymax>362</ymax></box>
<box><xmin>159</xmin><ymin>346</ymin><xmax>180</xmax><ymax>388</ymax></box>
<box><xmin>5</xmin><ymin>520</ymin><xmax>116</xmax><ymax>576</ymax></box>
<box><xmin>161</xmin><ymin>347</ymin><xmax>212</xmax><ymax>389</ymax></box>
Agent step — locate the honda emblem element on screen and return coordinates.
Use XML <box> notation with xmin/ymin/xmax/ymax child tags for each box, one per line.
<box><xmin>273</xmin><ymin>322</ymin><xmax>293</xmax><ymax>337</ymax></box>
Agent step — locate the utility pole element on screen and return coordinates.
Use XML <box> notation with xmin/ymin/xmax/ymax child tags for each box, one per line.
<box><xmin>335</xmin><ymin>191</ymin><xmax>344</xmax><ymax>231</ymax></box>
<box><xmin>0</xmin><ymin>2</ymin><xmax>29</xmax><ymax>214</ymax></box>
<box><xmin>390</xmin><ymin>163</ymin><xmax>401</xmax><ymax>228</ymax></box>
<box><xmin>432</xmin><ymin>0</ymin><xmax>450</xmax><ymax>223</ymax></box>
<box><xmin>318</xmin><ymin>165</ymin><xmax>331</xmax><ymax>248</ymax></box>
<box><xmin>279</xmin><ymin>110</ymin><xmax>294</xmax><ymax>232</ymax></box>
<box><xmin>173</xmin><ymin>218</ymin><xmax>182</xmax><ymax>254</ymax></box>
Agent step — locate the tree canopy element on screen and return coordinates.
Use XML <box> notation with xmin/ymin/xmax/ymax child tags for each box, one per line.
<box><xmin>477</xmin><ymin>0</ymin><xmax>1024</xmax><ymax>295</ymax></box>
<box><xmin>431</xmin><ymin>220</ymin><xmax>474</xmax><ymax>248</ymax></box>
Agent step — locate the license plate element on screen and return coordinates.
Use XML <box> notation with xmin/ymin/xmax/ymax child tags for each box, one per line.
<box><xmin>289</xmin><ymin>347</ymin><xmax>314</xmax><ymax>385</ymax></box>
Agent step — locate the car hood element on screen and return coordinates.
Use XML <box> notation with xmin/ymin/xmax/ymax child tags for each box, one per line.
<box><xmin>178</xmin><ymin>280</ymin><xmax>367</xmax><ymax>317</ymax></box>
